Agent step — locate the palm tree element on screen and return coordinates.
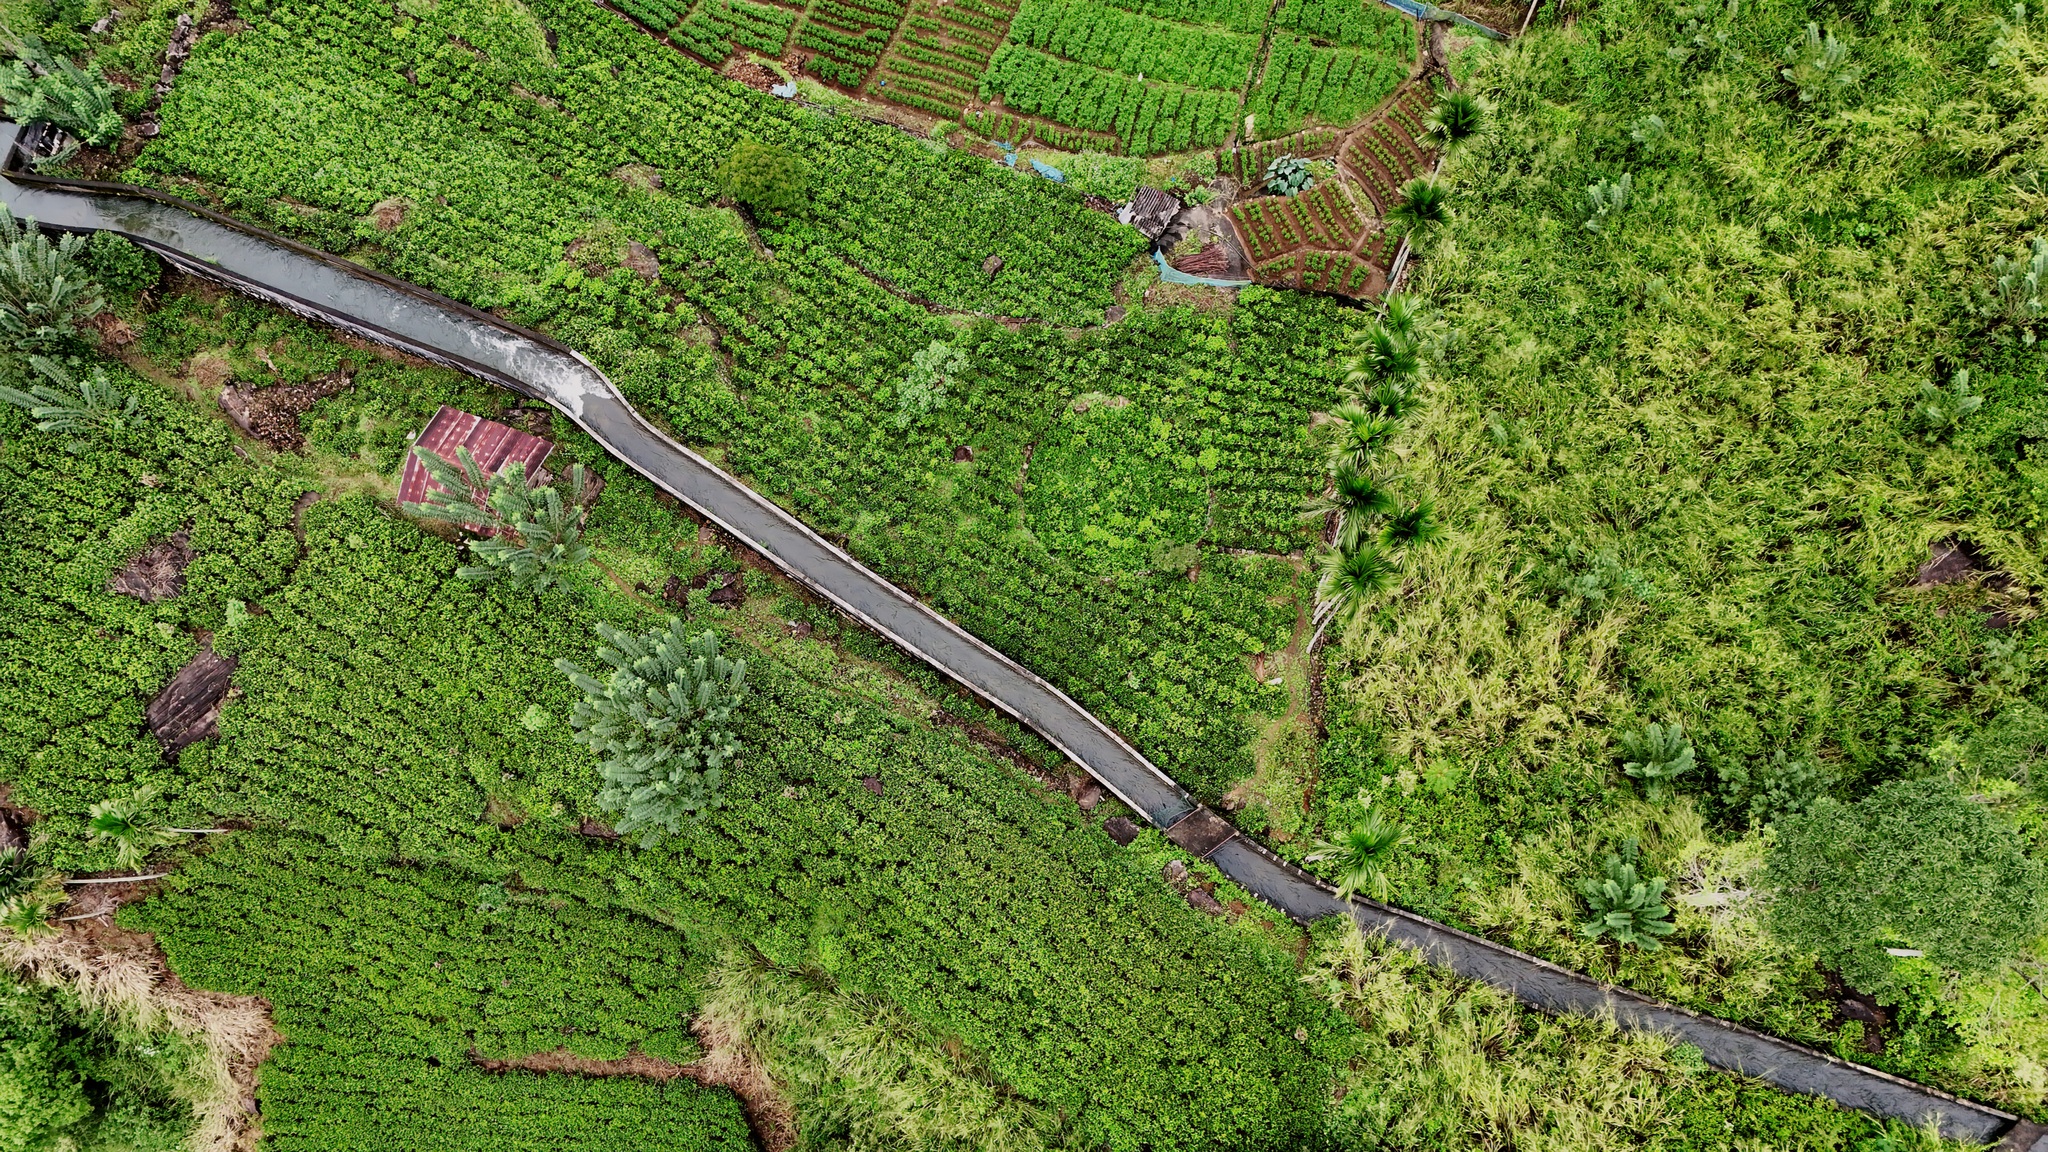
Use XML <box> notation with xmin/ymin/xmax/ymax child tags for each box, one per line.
<box><xmin>1322</xmin><ymin>404</ymin><xmax>1400</xmax><ymax>473</ymax></box>
<box><xmin>1380</xmin><ymin>500</ymin><xmax>1444</xmax><ymax>553</ymax></box>
<box><xmin>1387</xmin><ymin>177</ymin><xmax>1452</xmax><ymax>245</ymax></box>
<box><xmin>1360</xmin><ymin>380</ymin><xmax>1418</xmax><ymax>419</ymax></box>
<box><xmin>1422</xmin><ymin>91</ymin><xmax>1489</xmax><ymax>153</ymax></box>
<box><xmin>1304</xmin><ymin>465</ymin><xmax>1396</xmax><ymax>551</ymax></box>
<box><xmin>1310</xmin><ymin>543</ymin><xmax>1399</xmax><ymax>651</ymax></box>
<box><xmin>0</xmin><ymin>355</ymin><xmax>137</xmax><ymax>434</ymax></box>
<box><xmin>1306</xmin><ymin>802</ymin><xmax>1408</xmax><ymax>901</ymax></box>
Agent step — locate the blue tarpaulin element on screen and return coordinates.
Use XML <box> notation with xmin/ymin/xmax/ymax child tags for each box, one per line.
<box><xmin>1029</xmin><ymin>159</ymin><xmax>1065</xmax><ymax>182</ymax></box>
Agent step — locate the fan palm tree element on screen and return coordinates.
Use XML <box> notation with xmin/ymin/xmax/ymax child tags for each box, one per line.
<box><xmin>1344</xmin><ymin>320</ymin><xmax>1420</xmax><ymax>395</ymax></box>
<box><xmin>1310</xmin><ymin>543</ymin><xmax>1400</xmax><ymax>651</ymax></box>
<box><xmin>1381</xmin><ymin>500</ymin><xmax>1444</xmax><ymax>553</ymax></box>
<box><xmin>1304</xmin><ymin>465</ymin><xmax>1396</xmax><ymax>551</ymax></box>
<box><xmin>407</xmin><ymin>446</ymin><xmax>593</xmax><ymax>592</ymax></box>
<box><xmin>1322</xmin><ymin>404</ymin><xmax>1400</xmax><ymax>472</ymax></box>
<box><xmin>1306</xmin><ymin>802</ymin><xmax>1408</xmax><ymax>901</ymax></box>
<box><xmin>1422</xmin><ymin>91</ymin><xmax>1489</xmax><ymax>153</ymax></box>
<box><xmin>1387</xmin><ymin>177</ymin><xmax>1452</xmax><ymax>244</ymax></box>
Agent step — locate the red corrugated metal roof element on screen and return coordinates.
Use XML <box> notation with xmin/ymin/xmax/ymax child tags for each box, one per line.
<box><xmin>397</xmin><ymin>406</ymin><xmax>556</xmax><ymax>513</ymax></box>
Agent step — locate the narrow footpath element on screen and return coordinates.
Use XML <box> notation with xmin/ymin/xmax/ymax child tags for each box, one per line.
<box><xmin>0</xmin><ymin>122</ymin><xmax>2026</xmax><ymax>1147</ymax></box>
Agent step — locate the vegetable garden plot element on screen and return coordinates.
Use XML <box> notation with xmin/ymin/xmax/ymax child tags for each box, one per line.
<box><xmin>979</xmin><ymin>44</ymin><xmax>1240</xmax><ymax>153</ymax></box>
<box><xmin>1272</xmin><ymin>0</ymin><xmax>1416</xmax><ymax>53</ymax></box>
<box><xmin>797</xmin><ymin>0</ymin><xmax>913</xmax><ymax>86</ymax></box>
<box><xmin>669</xmin><ymin>0</ymin><xmax>803</xmax><ymax>62</ymax></box>
<box><xmin>965</xmin><ymin>106</ymin><xmax>1115</xmax><ymax>150</ymax></box>
<box><xmin>875</xmin><ymin>0</ymin><xmax>1020</xmax><ymax>119</ymax></box>
<box><xmin>1244</xmin><ymin>32</ymin><xmax>1410</xmax><ymax>139</ymax></box>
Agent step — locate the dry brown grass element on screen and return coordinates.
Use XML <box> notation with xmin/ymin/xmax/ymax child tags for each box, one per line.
<box><xmin>1</xmin><ymin>925</ymin><xmax>279</xmax><ymax>1152</ymax></box>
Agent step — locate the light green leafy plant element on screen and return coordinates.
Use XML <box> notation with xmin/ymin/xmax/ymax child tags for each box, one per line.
<box><xmin>1913</xmin><ymin>368</ymin><xmax>1981</xmax><ymax>442</ymax></box>
<box><xmin>1617</xmin><ymin>721</ymin><xmax>1694</xmax><ymax>799</ymax></box>
<box><xmin>86</xmin><ymin>785</ymin><xmax>182</xmax><ymax>871</ymax></box>
<box><xmin>404</xmin><ymin>446</ymin><xmax>591</xmax><ymax>591</ymax></box>
<box><xmin>1578</xmin><ymin>843</ymin><xmax>1677</xmax><ymax>950</ymax></box>
<box><xmin>1262</xmin><ymin>154</ymin><xmax>1313</xmax><ymax>196</ymax></box>
<box><xmin>894</xmin><ymin>339</ymin><xmax>965</xmax><ymax>429</ymax></box>
<box><xmin>1780</xmin><ymin>23</ymin><xmax>1861</xmax><ymax>108</ymax></box>
<box><xmin>1981</xmin><ymin>237</ymin><xmax>2046</xmax><ymax>344</ymax></box>
<box><xmin>556</xmin><ymin>619</ymin><xmax>749</xmax><ymax>844</ymax></box>
<box><xmin>1582</xmin><ymin>173</ymin><xmax>1632</xmax><ymax>234</ymax></box>
<box><xmin>714</xmin><ymin>139</ymin><xmax>810</xmax><ymax>216</ymax></box>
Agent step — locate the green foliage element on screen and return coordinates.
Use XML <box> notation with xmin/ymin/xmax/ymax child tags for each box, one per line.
<box><xmin>556</xmin><ymin>619</ymin><xmax>749</xmax><ymax>842</ymax></box>
<box><xmin>1323</xmin><ymin>403</ymin><xmax>1398</xmax><ymax>472</ymax></box>
<box><xmin>125</xmin><ymin>835</ymin><xmax>751</xmax><ymax>1152</ymax></box>
<box><xmin>1764</xmin><ymin>777</ymin><xmax>2047</xmax><ymax>1000</ymax></box>
<box><xmin>405</xmin><ymin>446</ymin><xmax>593</xmax><ymax>591</ymax></box>
<box><xmin>1617</xmin><ymin>721</ymin><xmax>1694</xmax><ymax>800</ymax></box>
<box><xmin>1263</xmin><ymin>154</ymin><xmax>1313</xmax><ymax>196</ymax></box>
<box><xmin>1305</xmin><ymin>800</ymin><xmax>1406</xmax><ymax>899</ymax></box>
<box><xmin>0</xmin><ymin>31</ymin><xmax>124</xmax><ymax>147</ymax></box>
<box><xmin>1578</xmin><ymin>844</ymin><xmax>1677</xmax><ymax>951</ymax></box>
<box><xmin>0</xmin><ymin>356</ymin><xmax>136</xmax><ymax>435</ymax></box>
<box><xmin>1981</xmin><ymin>237</ymin><xmax>2046</xmax><ymax>344</ymax></box>
<box><xmin>713</xmin><ymin>140</ymin><xmax>810</xmax><ymax>217</ymax></box>
<box><xmin>1315</xmin><ymin>542</ymin><xmax>1398</xmax><ymax>636</ymax></box>
<box><xmin>1244</xmin><ymin>34</ymin><xmax>1407</xmax><ymax>140</ymax></box>
<box><xmin>1717</xmin><ymin>749</ymin><xmax>1823</xmax><ymax>826</ymax></box>
<box><xmin>0</xmin><ymin>213</ymin><xmax>103</xmax><ymax>354</ymax></box>
<box><xmin>1779</xmin><ymin>23</ymin><xmax>1860</xmax><ymax>109</ymax></box>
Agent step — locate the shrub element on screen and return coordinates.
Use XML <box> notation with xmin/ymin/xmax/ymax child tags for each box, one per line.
<box><xmin>556</xmin><ymin>619</ymin><xmax>750</xmax><ymax>843</ymax></box>
<box><xmin>1763</xmin><ymin>776</ymin><xmax>2048</xmax><ymax>1001</ymax></box>
<box><xmin>1578</xmin><ymin>843</ymin><xmax>1677</xmax><ymax>951</ymax></box>
<box><xmin>714</xmin><ymin>140</ymin><xmax>811</xmax><ymax>216</ymax></box>
<box><xmin>0</xmin><ymin>213</ymin><xmax>104</xmax><ymax>354</ymax></box>
<box><xmin>1616</xmin><ymin>721</ymin><xmax>1694</xmax><ymax>799</ymax></box>
<box><xmin>81</xmin><ymin>232</ymin><xmax>161</xmax><ymax>296</ymax></box>
<box><xmin>403</xmin><ymin>446</ymin><xmax>592</xmax><ymax>591</ymax></box>
<box><xmin>1717</xmin><ymin>749</ymin><xmax>1823</xmax><ymax>826</ymax></box>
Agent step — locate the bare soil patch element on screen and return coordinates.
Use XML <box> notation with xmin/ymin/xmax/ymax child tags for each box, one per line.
<box><xmin>110</xmin><ymin>530</ymin><xmax>196</xmax><ymax>603</ymax></box>
<box><xmin>216</xmin><ymin>370</ymin><xmax>352</xmax><ymax>452</ymax></box>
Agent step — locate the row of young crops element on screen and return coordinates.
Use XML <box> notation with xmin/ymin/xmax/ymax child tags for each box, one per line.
<box><xmin>611</xmin><ymin>0</ymin><xmax>1419</xmax><ymax>154</ymax></box>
